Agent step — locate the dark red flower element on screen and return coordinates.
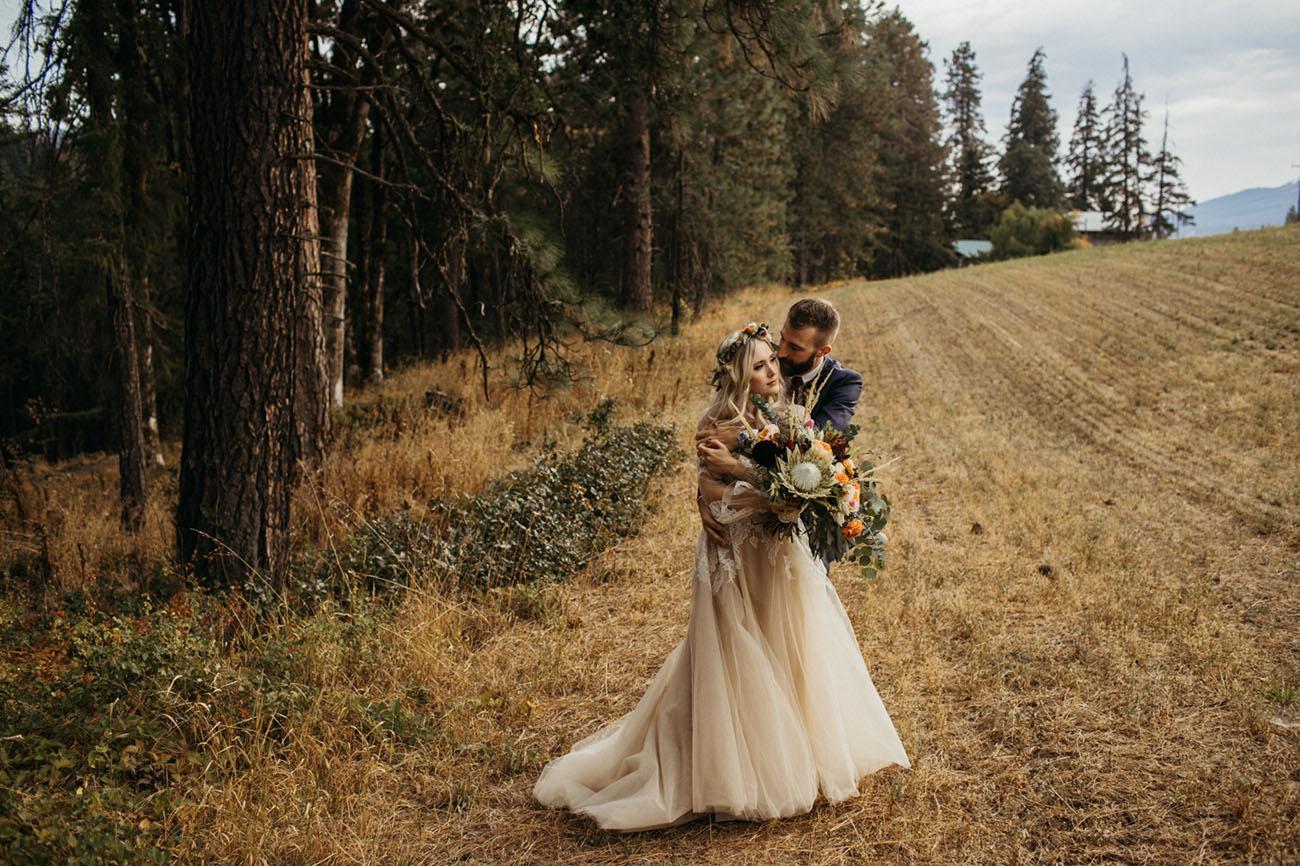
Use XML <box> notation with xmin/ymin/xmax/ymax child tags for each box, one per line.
<box><xmin>752</xmin><ymin>440</ymin><xmax>781</xmax><ymax>469</ymax></box>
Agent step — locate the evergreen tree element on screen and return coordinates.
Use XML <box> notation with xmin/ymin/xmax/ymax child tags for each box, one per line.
<box><xmin>999</xmin><ymin>47</ymin><xmax>1064</xmax><ymax>210</ymax></box>
<box><xmin>1099</xmin><ymin>53</ymin><xmax>1152</xmax><ymax>239</ymax></box>
<box><xmin>861</xmin><ymin>11</ymin><xmax>953</xmax><ymax>276</ymax></box>
<box><xmin>661</xmin><ymin>16</ymin><xmax>799</xmax><ymax>309</ymax></box>
<box><xmin>941</xmin><ymin>41</ymin><xmax>997</xmax><ymax>237</ymax></box>
<box><xmin>787</xmin><ymin>3</ymin><xmax>884</xmax><ymax>285</ymax></box>
<box><xmin>1150</xmin><ymin>109</ymin><xmax>1194</xmax><ymax>239</ymax></box>
<box><xmin>1064</xmin><ymin>80</ymin><xmax>1103</xmax><ymax>211</ymax></box>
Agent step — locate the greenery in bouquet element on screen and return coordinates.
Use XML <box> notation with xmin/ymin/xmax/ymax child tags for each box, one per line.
<box><xmin>743</xmin><ymin>394</ymin><xmax>891</xmax><ymax>579</ymax></box>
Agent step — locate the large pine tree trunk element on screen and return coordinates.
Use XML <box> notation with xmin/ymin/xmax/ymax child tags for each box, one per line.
<box><xmin>620</xmin><ymin>89</ymin><xmax>654</xmax><ymax>313</ymax></box>
<box><xmin>178</xmin><ymin>0</ymin><xmax>324</xmax><ymax>591</ymax></box>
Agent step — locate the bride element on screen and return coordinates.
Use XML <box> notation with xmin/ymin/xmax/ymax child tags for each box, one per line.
<box><xmin>532</xmin><ymin>323</ymin><xmax>911</xmax><ymax>832</ymax></box>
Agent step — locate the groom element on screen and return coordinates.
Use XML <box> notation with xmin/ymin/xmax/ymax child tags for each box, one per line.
<box><xmin>696</xmin><ymin>297</ymin><xmax>864</xmax><ymax>574</ymax></box>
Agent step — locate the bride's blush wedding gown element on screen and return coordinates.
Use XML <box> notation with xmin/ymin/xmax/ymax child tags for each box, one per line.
<box><xmin>532</xmin><ymin>454</ymin><xmax>912</xmax><ymax>831</ymax></box>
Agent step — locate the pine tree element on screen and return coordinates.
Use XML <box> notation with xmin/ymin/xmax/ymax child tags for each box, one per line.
<box><xmin>999</xmin><ymin>47</ymin><xmax>1064</xmax><ymax>210</ymax></box>
<box><xmin>1099</xmin><ymin>54</ymin><xmax>1152</xmax><ymax>239</ymax></box>
<box><xmin>941</xmin><ymin>41</ymin><xmax>997</xmax><ymax>237</ymax></box>
<box><xmin>665</xmin><ymin>17</ymin><xmax>799</xmax><ymax>300</ymax></box>
<box><xmin>862</xmin><ymin>11</ymin><xmax>953</xmax><ymax>276</ymax></box>
<box><xmin>787</xmin><ymin>3</ymin><xmax>886</xmax><ymax>285</ymax></box>
<box><xmin>1064</xmin><ymin>81</ymin><xmax>1103</xmax><ymax>211</ymax></box>
<box><xmin>1150</xmin><ymin>109</ymin><xmax>1194</xmax><ymax>239</ymax></box>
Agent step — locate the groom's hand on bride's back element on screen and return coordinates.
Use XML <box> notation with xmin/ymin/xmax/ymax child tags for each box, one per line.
<box><xmin>696</xmin><ymin>473</ymin><xmax>728</xmax><ymax>545</ymax></box>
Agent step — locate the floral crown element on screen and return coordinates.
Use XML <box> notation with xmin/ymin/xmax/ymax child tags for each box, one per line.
<box><xmin>711</xmin><ymin>322</ymin><xmax>776</xmax><ymax>388</ymax></box>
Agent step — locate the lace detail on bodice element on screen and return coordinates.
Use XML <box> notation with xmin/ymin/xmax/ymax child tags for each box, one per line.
<box><xmin>698</xmin><ymin>453</ymin><xmax>809</xmax><ymax>594</ymax></box>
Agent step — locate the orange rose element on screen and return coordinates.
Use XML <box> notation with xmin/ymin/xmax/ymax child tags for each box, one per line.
<box><xmin>843</xmin><ymin>518</ymin><xmax>865</xmax><ymax>539</ymax></box>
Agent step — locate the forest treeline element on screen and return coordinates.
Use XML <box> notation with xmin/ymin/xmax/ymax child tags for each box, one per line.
<box><xmin>0</xmin><ymin>0</ymin><xmax>1191</xmax><ymax>592</ymax></box>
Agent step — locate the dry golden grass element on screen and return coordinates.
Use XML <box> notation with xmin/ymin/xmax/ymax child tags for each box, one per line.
<box><xmin>9</xmin><ymin>226</ymin><xmax>1300</xmax><ymax>863</ymax></box>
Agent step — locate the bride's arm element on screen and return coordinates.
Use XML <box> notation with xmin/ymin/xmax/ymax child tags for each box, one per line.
<box><xmin>699</xmin><ymin>451</ymin><xmax>776</xmax><ymax>520</ymax></box>
<box><xmin>698</xmin><ymin>469</ymin><xmax>729</xmax><ymax>506</ymax></box>
<box><xmin>698</xmin><ymin>438</ymin><xmax>760</xmax><ymax>486</ymax></box>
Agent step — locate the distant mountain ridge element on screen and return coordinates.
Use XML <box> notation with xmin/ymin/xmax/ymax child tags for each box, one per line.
<box><xmin>1181</xmin><ymin>182</ymin><xmax>1296</xmax><ymax>237</ymax></box>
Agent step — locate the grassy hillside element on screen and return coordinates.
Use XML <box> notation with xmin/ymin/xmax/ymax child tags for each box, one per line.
<box><xmin>4</xmin><ymin>225</ymin><xmax>1298</xmax><ymax>863</ymax></box>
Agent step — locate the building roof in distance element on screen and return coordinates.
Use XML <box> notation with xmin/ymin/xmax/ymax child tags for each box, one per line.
<box><xmin>1071</xmin><ymin>210</ymin><xmax>1107</xmax><ymax>232</ymax></box>
<box><xmin>954</xmin><ymin>239</ymin><xmax>993</xmax><ymax>258</ymax></box>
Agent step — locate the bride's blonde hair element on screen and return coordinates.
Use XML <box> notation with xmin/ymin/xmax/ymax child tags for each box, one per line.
<box><xmin>700</xmin><ymin>324</ymin><xmax>785</xmax><ymax>431</ymax></box>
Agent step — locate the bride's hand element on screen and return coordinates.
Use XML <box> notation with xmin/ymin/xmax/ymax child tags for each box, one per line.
<box><xmin>697</xmin><ymin>437</ymin><xmax>740</xmax><ymax>478</ymax></box>
<box><xmin>694</xmin><ymin>424</ymin><xmax>741</xmax><ymax>452</ymax></box>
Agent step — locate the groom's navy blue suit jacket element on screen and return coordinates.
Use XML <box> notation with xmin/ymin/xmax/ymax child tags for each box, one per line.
<box><xmin>804</xmin><ymin>357</ymin><xmax>863</xmax><ymax>570</ymax></box>
<box><xmin>805</xmin><ymin>357</ymin><xmax>863</xmax><ymax>432</ymax></box>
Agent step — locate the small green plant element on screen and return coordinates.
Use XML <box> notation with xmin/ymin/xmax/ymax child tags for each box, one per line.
<box><xmin>584</xmin><ymin>395</ymin><xmax>618</xmax><ymax>435</ymax></box>
<box><xmin>1264</xmin><ymin>678</ymin><xmax>1297</xmax><ymax>707</ymax></box>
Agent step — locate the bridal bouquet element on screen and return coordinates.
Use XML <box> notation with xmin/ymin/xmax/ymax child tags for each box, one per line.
<box><xmin>743</xmin><ymin>394</ymin><xmax>891</xmax><ymax>579</ymax></box>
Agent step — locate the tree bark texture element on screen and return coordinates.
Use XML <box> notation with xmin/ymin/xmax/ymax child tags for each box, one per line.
<box><xmin>177</xmin><ymin>0</ymin><xmax>324</xmax><ymax>591</ymax></box>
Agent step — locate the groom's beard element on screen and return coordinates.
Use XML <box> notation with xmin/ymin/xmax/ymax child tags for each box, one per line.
<box><xmin>779</xmin><ymin>355</ymin><xmax>817</xmax><ymax>378</ymax></box>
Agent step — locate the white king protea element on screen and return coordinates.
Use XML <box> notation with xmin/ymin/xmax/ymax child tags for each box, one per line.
<box><xmin>744</xmin><ymin>391</ymin><xmax>891</xmax><ymax>582</ymax></box>
<box><xmin>789</xmin><ymin>459</ymin><xmax>824</xmax><ymax>492</ymax></box>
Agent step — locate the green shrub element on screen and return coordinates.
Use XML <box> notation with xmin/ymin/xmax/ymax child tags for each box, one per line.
<box><xmin>324</xmin><ymin>418</ymin><xmax>685</xmax><ymax>594</ymax></box>
<box><xmin>0</xmin><ymin>599</ymin><xmax>218</xmax><ymax>864</ymax></box>
<box><xmin>990</xmin><ymin>201</ymin><xmax>1075</xmax><ymax>260</ymax></box>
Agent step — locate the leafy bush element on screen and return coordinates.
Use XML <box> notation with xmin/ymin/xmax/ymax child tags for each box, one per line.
<box><xmin>325</xmin><ymin>417</ymin><xmax>685</xmax><ymax>594</ymax></box>
<box><xmin>990</xmin><ymin>202</ymin><xmax>1075</xmax><ymax>260</ymax></box>
<box><xmin>0</xmin><ymin>408</ymin><xmax>683</xmax><ymax>862</ymax></box>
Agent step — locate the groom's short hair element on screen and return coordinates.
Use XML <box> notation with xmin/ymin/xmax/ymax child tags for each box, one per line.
<box><xmin>787</xmin><ymin>298</ymin><xmax>840</xmax><ymax>347</ymax></box>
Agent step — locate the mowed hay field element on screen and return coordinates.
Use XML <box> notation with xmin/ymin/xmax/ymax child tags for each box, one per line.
<box><xmin>27</xmin><ymin>227</ymin><xmax>1296</xmax><ymax>864</ymax></box>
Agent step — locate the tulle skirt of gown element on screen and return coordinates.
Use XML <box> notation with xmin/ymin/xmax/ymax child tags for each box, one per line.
<box><xmin>531</xmin><ymin>477</ymin><xmax>912</xmax><ymax>832</ymax></box>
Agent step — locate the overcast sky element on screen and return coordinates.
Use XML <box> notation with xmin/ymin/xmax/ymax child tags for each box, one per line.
<box><xmin>898</xmin><ymin>0</ymin><xmax>1300</xmax><ymax>202</ymax></box>
<box><xmin>4</xmin><ymin>0</ymin><xmax>1297</xmax><ymax>203</ymax></box>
